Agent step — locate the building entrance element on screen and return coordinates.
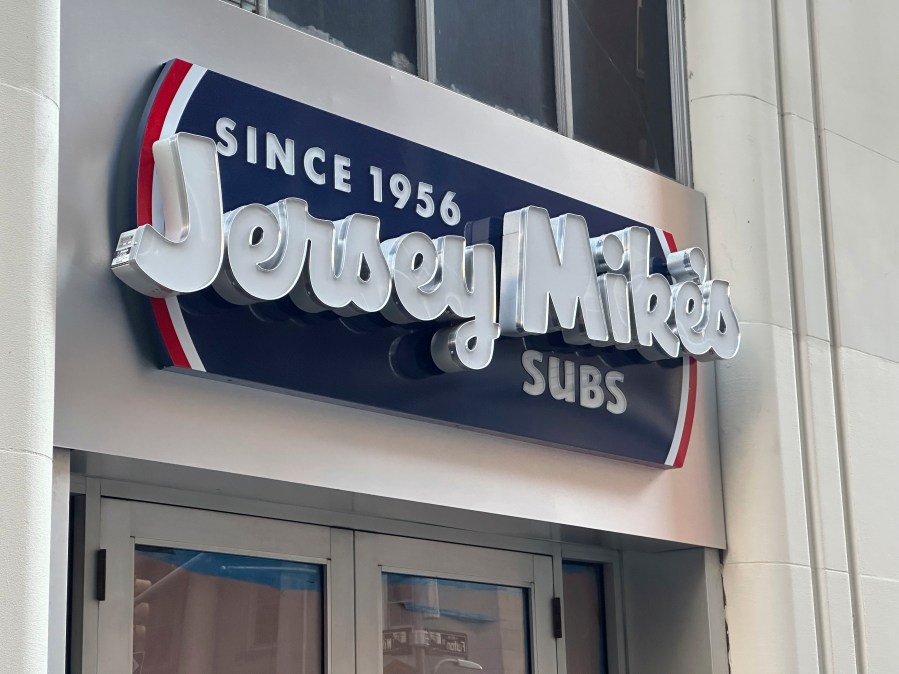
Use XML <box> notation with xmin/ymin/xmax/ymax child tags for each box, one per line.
<box><xmin>92</xmin><ymin>499</ymin><xmax>558</xmax><ymax>674</ymax></box>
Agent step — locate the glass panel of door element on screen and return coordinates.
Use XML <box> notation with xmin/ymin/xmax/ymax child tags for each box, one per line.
<box><xmin>355</xmin><ymin>531</ymin><xmax>557</xmax><ymax>674</ymax></box>
<box><xmin>382</xmin><ymin>573</ymin><xmax>531</xmax><ymax>673</ymax></box>
<box><xmin>133</xmin><ymin>546</ymin><xmax>324</xmax><ymax>673</ymax></box>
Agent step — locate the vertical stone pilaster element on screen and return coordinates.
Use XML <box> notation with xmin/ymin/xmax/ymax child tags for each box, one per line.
<box><xmin>0</xmin><ymin>0</ymin><xmax>60</xmax><ymax>671</ymax></box>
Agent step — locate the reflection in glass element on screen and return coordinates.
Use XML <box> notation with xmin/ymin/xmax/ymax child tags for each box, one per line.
<box><xmin>265</xmin><ymin>0</ymin><xmax>419</xmax><ymax>74</ymax></box>
<box><xmin>382</xmin><ymin>573</ymin><xmax>531</xmax><ymax>674</ymax></box>
<box><xmin>562</xmin><ymin>562</ymin><xmax>609</xmax><ymax>673</ymax></box>
<box><xmin>434</xmin><ymin>0</ymin><xmax>558</xmax><ymax>130</ymax></box>
<box><xmin>568</xmin><ymin>0</ymin><xmax>676</xmax><ymax>177</ymax></box>
<box><xmin>222</xmin><ymin>0</ymin><xmax>262</xmax><ymax>12</ymax></box>
<box><xmin>133</xmin><ymin>545</ymin><xmax>323</xmax><ymax>674</ymax></box>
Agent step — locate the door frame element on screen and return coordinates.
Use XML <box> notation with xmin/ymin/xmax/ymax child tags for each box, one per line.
<box><xmin>355</xmin><ymin>531</ymin><xmax>559</xmax><ymax>674</ymax></box>
<box><xmin>557</xmin><ymin>543</ymin><xmax>629</xmax><ymax>674</ymax></box>
<box><xmin>73</xmin><ymin>480</ymin><xmax>628</xmax><ymax>674</ymax></box>
<box><xmin>94</xmin><ymin>498</ymin><xmax>355</xmax><ymax>674</ymax></box>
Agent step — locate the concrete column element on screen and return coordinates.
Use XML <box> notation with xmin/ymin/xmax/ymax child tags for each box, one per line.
<box><xmin>804</xmin><ymin>0</ymin><xmax>899</xmax><ymax>670</ymax></box>
<box><xmin>685</xmin><ymin>0</ymin><xmax>899</xmax><ymax>671</ymax></box>
<box><xmin>684</xmin><ymin>1</ymin><xmax>821</xmax><ymax>671</ymax></box>
<box><xmin>0</xmin><ymin>0</ymin><xmax>60</xmax><ymax>671</ymax></box>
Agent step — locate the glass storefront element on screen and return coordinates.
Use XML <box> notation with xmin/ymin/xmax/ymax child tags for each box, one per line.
<box><xmin>87</xmin><ymin>500</ymin><xmax>612</xmax><ymax>674</ymax></box>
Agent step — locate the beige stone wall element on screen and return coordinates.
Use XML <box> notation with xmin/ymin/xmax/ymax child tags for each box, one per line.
<box><xmin>685</xmin><ymin>0</ymin><xmax>899</xmax><ymax>671</ymax></box>
<box><xmin>0</xmin><ymin>0</ymin><xmax>60</xmax><ymax>672</ymax></box>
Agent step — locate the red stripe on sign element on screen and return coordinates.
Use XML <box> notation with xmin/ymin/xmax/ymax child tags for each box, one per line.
<box><xmin>137</xmin><ymin>59</ymin><xmax>192</xmax><ymax>226</ymax></box>
<box><xmin>151</xmin><ymin>298</ymin><xmax>190</xmax><ymax>368</ymax></box>
<box><xmin>662</xmin><ymin>230</ymin><xmax>699</xmax><ymax>469</ymax></box>
<box><xmin>138</xmin><ymin>60</ymin><xmax>194</xmax><ymax>369</ymax></box>
<box><xmin>663</xmin><ymin>230</ymin><xmax>677</xmax><ymax>254</ymax></box>
<box><xmin>673</xmin><ymin>357</ymin><xmax>698</xmax><ymax>468</ymax></box>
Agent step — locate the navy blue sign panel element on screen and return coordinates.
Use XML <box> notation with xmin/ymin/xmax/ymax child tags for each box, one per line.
<box><xmin>132</xmin><ymin>59</ymin><xmax>697</xmax><ymax>468</ymax></box>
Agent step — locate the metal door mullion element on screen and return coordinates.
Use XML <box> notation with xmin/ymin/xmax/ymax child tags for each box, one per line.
<box><xmin>667</xmin><ymin>0</ymin><xmax>693</xmax><ymax>185</ymax></box>
<box><xmin>417</xmin><ymin>0</ymin><xmax>437</xmax><ymax>82</ymax></box>
<box><xmin>552</xmin><ymin>0</ymin><xmax>575</xmax><ymax>136</ymax></box>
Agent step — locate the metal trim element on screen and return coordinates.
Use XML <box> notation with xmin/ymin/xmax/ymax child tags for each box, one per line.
<box><xmin>552</xmin><ymin>0</ymin><xmax>574</xmax><ymax>136</ymax></box>
<box><xmin>416</xmin><ymin>0</ymin><xmax>437</xmax><ymax>82</ymax></box>
<box><xmin>667</xmin><ymin>0</ymin><xmax>693</xmax><ymax>186</ymax></box>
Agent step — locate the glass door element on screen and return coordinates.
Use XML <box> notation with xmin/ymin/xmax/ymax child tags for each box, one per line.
<box><xmin>96</xmin><ymin>499</ymin><xmax>354</xmax><ymax>674</ymax></box>
<box><xmin>92</xmin><ymin>501</ymin><xmax>561</xmax><ymax>674</ymax></box>
<box><xmin>355</xmin><ymin>532</ymin><xmax>559</xmax><ymax>674</ymax></box>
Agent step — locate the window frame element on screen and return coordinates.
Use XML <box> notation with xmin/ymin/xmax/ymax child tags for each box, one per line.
<box><xmin>92</xmin><ymin>498</ymin><xmax>354</xmax><ymax>674</ymax></box>
<box><xmin>355</xmin><ymin>531</ymin><xmax>559</xmax><ymax>674</ymax></box>
<box><xmin>557</xmin><ymin>544</ymin><xmax>628</xmax><ymax>674</ymax></box>
<box><xmin>551</xmin><ymin>0</ymin><xmax>692</xmax><ymax>184</ymax></box>
<box><xmin>73</xmin><ymin>479</ymin><xmax>629</xmax><ymax>674</ymax></box>
<box><xmin>244</xmin><ymin>0</ymin><xmax>692</xmax><ymax>185</ymax></box>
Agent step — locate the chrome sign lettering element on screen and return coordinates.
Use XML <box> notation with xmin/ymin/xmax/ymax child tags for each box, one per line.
<box><xmin>107</xmin><ymin>59</ymin><xmax>738</xmax><ymax>467</ymax></box>
<box><xmin>113</xmin><ymin>134</ymin><xmax>498</xmax><ymax>373</ymax></box>
<box><xmin>500</xmin><ymin>207</ymin><xmax>739</xmax><ymax>361</ymax></box>
<box><xmin>112</xmin><ymin>133</ymin><xmax>740</xmax><ymax>373</ymax></box>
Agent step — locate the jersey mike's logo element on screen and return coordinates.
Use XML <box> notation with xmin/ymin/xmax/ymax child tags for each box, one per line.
<box><xmin>111</xmin><ymin>59</ymin><xmax>740</xmax><ymax>467</ymax></box>
<box><xmin>112</xmin><ymin>133</ymin><xmax>738</xmax><ymax>371</ymax></box>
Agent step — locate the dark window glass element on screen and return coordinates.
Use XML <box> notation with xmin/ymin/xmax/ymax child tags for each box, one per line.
<box><xmin>266</xmin><ymin>0</ymin><xmax>418</xmax><ymax>74</ymax></box>
<box><xmin>434</xmin><ymin>0</ymin><xmax>558</xmax><ymax>129</ymax></box>
<box><xmin>562</xmin><ymin>562</ymin><xmax>609</xmax><ymax>674</ymax></box>
<box><xmin>568</xmin><ymin>0</ymin><xmax>676</xmax><ymax>177</ymax></box>
<box><xmin>233</xmin><ymin>0</ymin><xmax>680</xmax><ymax>178</ymax></box>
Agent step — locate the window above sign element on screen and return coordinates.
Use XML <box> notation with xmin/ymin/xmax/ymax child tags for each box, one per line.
<box><xmin>221</xmin><ymin>0</ymin><xmax>688</xmax><ymax>181</ymax></box>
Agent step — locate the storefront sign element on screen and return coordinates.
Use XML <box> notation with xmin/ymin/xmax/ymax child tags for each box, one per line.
<box><xmin>110</xmin><ymin>60</ymin><xmax>740</xmax><ymax>467</ymax></box>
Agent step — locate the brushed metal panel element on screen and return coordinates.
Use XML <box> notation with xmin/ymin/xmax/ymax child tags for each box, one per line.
<box><xmin>56</xmin><ymin>0</ymin><xmax>724</xmax><ymax>546</ymax></box>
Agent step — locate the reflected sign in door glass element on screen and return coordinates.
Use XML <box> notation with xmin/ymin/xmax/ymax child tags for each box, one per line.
<box><xmin>133</xmin><ymin>545</ymin><xmax>323</xmax><ymax>674</ymax></box>
<box><xmin>382</xmin><ymin>573</ymin><xmax>531</xmax><ymax>674</ymax></box>
<box><xmin>265</xmin><ymin>0</ymin><xmax>419</xmax><ymax>74</ymax></box>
